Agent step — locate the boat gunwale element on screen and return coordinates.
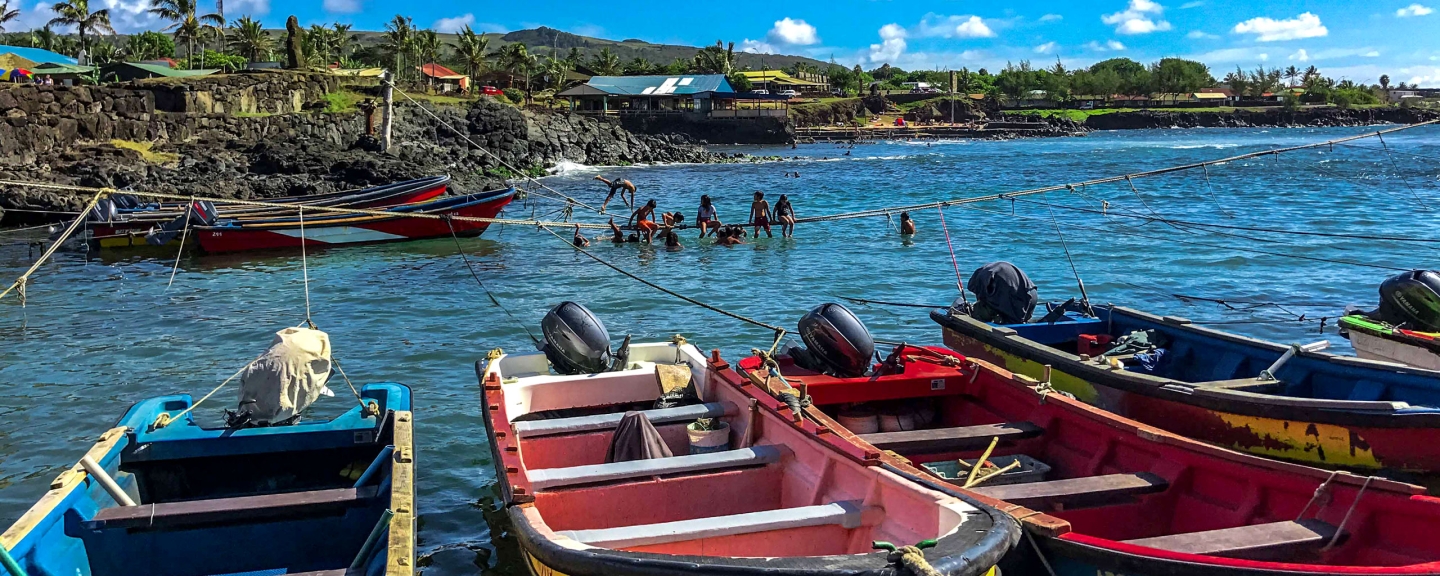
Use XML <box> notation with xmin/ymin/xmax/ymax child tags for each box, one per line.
<box><xmin>197</xmin><ymin>188</ymin><xmax>515</xmax><ymax>231</ymax></box>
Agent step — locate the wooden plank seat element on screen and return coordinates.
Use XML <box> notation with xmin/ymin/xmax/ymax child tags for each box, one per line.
<box><xmin>83</xmin><ymin>486</ymin><xmax>380</xmax><ymax>530</ymax></box>
<box><xmin>528</xmin><ymin>446</ymin><xmax>784</xmax><ymax>491</ymax></box>
<box><xmin>1122</xmin><ymin>519</ymin><xmax>1341</xmax><ymax>558</ymax></box>
<box><xmin>558</xmin><ymin>501</ymin><xmax>866</xmax><ymax>549</ymax></box>
<box><xmin>971</xmin><ymin>473</ymin><xmax>1168</xmax><ymax>508</ymax></box>
<box><xmin>514</xmin><ymin>402</ymin><xmax>735</xmax><ymax>439</ymax></box>
<box><xmin>856</xmin><ymin>422</ymin><xmax>1044</xmax><ymax>454</ymax></box>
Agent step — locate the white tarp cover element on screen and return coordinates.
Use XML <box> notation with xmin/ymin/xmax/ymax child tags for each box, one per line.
<box><xmin>237</xmin><ymin>327</ymin><xmax>334</xmax><ymax>424</ymax></box>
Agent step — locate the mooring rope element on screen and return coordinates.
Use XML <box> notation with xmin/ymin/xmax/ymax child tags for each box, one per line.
<box><xmin>539</xmin><ymin>225</ymin><xmax>788</xmax><ymax>353</ymax></box>
<box><xmin>165</xmin><ymin>200</ymin><xmax>193</xmax><ymax>290</ymax></box>
<box><xmin>0</xmin><ymin>189</ymin><xmax>108</xmax><ymax>304</ymax></box>
<box><xmin>444</xmin><ymin>217</ymin><xmax>540</xmax><ymax>344</ymax></box>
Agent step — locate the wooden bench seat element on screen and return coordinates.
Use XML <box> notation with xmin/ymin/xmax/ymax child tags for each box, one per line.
<box><xmin>513</xmin><ymin>402</ymin><xmax>735</xmax><ymax>438</ymax></box>
<box><xmin>84</xmin><ymin>486</ymin><xmax>380</xmax><ymax>530</ymax></box>
<box><xmin>528</xmin><ymin>446</ymin><xmax>783</xmax><ymax>491</ymax></box>
<box><xmin>558</xmin><ymin>501</ymin><xmax>866</xmax><ymax>549</ymax></box>
<box><xmin>1122</xmin><ymin>519</ymin><xmax>1340</xmax><ymax>559</ymax></box>
<box><xmin>856</xmin><ymin>422</ymin><xmax>1044</xmax><ymax>454</ymax></box>
<box><xmin>971</xmin><ymin>473</ymin><xmax>1168</xmax><ymax>508</ymax></box>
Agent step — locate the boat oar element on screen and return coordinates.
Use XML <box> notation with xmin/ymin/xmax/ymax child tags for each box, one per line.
<box><xmin>964</xmin><ymin>460</ymin><xmax>1022</xmax><ymax>489</ymax></box>
<box><xmin>0</xmin><ymin>544</ymin><xmax>27</xmax><ymax>576</ymax></box>
<box><xmin>349</xmin><ymin>509</ymin><xmax>395</xmax><ymax>572</ymax></box>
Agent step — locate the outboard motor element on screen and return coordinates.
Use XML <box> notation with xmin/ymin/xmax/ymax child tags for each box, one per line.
<box><xmin>539</xmin><ymin>302</ymin><xmax>629</xmax><ymax>375</ymax></box>
<box><xmin>1370</xmin><ymin>270</ymin><xmax>1440</xmax><ymax>332</ymax></box>
<box><xmin>966</xmin><ymin>261</ymin><xmax>1039</xmax><ymax>324</ymax></box>
<box><xmin>145</xmin><ymin>200</ymin><xmax>218</xmax><ymax>246</ymax></box>
<box><xmin>786</xmin><ymin>303</ymin><xmax>875</xmax><ymax>378</ymax></box>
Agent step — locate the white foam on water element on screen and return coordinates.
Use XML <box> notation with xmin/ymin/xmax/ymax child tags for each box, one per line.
<box><xmin>1169</xmin><ymin>143</ymin><xmax>1241</xmax><ymax>150</ymax></box>
<box><xmin>546</xmin><ymin>161</ymin><xmax>595</xmax><ymax>175</ymax></box>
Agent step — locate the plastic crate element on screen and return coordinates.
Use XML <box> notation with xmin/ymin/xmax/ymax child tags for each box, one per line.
<box><xmin>921</xmin><ymin>454</ymin><xmax>1050</xmax><ymax>487</ymax></box>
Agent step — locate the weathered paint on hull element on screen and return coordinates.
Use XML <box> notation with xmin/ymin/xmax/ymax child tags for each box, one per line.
<box><xmin>941</xmin><ymin>327</ymin><xmax>1440</xmax><ymax>473</ymax></box>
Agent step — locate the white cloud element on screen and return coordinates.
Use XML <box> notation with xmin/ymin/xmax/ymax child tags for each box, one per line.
<box><xmin>1365</xmin><ymin>50</ymin><xmax>1380</xmax><ymax>57</ymax></box>
<box><xmin>1039</xmin><ymin>13</ymin><xmax>1063</xmax><ymax>22</ymax></box>
<box><xmin>740</xmin><ymin>39</ymin><xmax>777</xmax><ymax>54</ymax></box>
<box><xmin>1103</xmin><ymin>0</ymin><xmax>1172</xmax><ymax>35</ymax></box>
<box><xmin>433</xmin><ymin>14</ymin><xmax>474</xmax><ymax>33</ymax></box>
<box><xmin>1288</xmin><ymin>48</ymin><xmax>1309</xmax><ymax>61</ymax></box>
<box><xmin>1397</xmin><ymin>4</ymin><xmax>1434</xmax><ymax>17</ymax></box>
<box><xmin>1034</xmin><ymin>41</ymin><xmax>1057</xmax><ymax>53</ymax></box>
<box><xmin>1180</xmin><ymin>1</ymin><xmax>1204</xmax><ymax>7</ymax></box>
<box><xmin>1085</xmin><ymin>39</ymin><xmax>1127</xmax><ymax>51</ymax></box>
<box><xmin>916</xmin><ymin>14</ymin><xmax>996</xmax><ymax>38</ymax></box>
<box><xmin>96</xmin><ymin>0</ymin><xmax>165</xmax><ymax>33</ymax></box>
<box><xmin>868</xmin><ymin>23</ymin><xmax>907</xmax><ymax>63</ymax></box>
<box><xmin>1232</xmin><ymin>12</ymin><xmax>1327</xmax><ymax>42</ymax></box>
<box><xmin>766</xmin><ymin>17</ymin><xmax>818</xmax><ymax>45</ymax></box>
<box><xmin>224</xmin><ymin>0</ymin><xmax>268</xmax><ymax>16</ymax></box>
<box><xmin>322</xmin><ymin>0</ymin><xmax>361</xmax><ymax>13</ymax></box>
<box><xmin>1187</xmin><ymin>30</ymin><xmax>1219</xmax><ymax>39</ymax></box>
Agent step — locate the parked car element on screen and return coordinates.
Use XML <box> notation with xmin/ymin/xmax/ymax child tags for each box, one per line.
<box><xmin>832</xmin><ymin>89</ymin><xmax>848</xmax><ymax>97</ymax></box>
<box><xmin>750</xmin><ymin>89</ymin><xmax>770</xmax><ymax>95</ymax></box>
<box><xmin>480</xmin><ymin>86</ymin><xmax>502</xmax><ymax>96</ymax></box>
<box><xmin>778</xmin><ymin>89</ymin><xmax>799</xmax><ymax>98</ymax></box>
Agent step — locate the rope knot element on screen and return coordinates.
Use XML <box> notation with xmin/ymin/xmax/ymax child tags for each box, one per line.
<box><xmin>874</xmin><ymin>541</ymin><xmax>942</xmax><ymax>576</ymax></box>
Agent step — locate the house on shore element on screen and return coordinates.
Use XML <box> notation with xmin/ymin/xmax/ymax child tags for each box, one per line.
<box><xmin>556</xmin><ymin>74</ymin><xmax>790</xmax><ymax>118</ymax></box>
<box><xmin>738</xmin><ymin>70</ymin><xmax>828</xmax><ymax>94</ymax></box>
<box><xmin>419</xmin><ymin>63</ymin><xmax>469</xmax><ymax>93</ymax></box>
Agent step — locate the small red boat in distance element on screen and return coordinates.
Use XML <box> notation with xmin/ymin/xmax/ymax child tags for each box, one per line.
<box><xmin>724</xmin><ymin>304</ymin><xmax>1440</xmax><ymax>576</ymax></box>
<box><xmin>475</xmin><ymin>302</ymin><xmax>1018</xmax><ymax>576</ymax></box>
<box><xmin>193</xmin><ymin>188</ymin><xmax>514</xmax><ymax>253</ymax></box>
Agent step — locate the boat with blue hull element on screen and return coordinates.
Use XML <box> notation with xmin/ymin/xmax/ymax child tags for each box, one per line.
<box><xmin>0</xmin><ymin>383</ymin><xmax>415</xmax><ymax>576</ymax></box>
<box><xmin>934</xmin><ymin>303</ymin><xmax>1440</xmax><ymax>476</ymax></box>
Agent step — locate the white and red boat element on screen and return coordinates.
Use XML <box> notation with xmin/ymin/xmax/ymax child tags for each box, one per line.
<box><xmin>87</xmin><ymin>176</ymin><xmax>453</xmax><ymax>249</ymax></box>
<box><xmin>193</xmin><ymin>187</ymin><xmax>514</xmax><ymax>253</ymax></box>
<box><xmin>476</xmin><ymin>302</ymin><xmax>1018</xmax><ymax>576</ymax></box>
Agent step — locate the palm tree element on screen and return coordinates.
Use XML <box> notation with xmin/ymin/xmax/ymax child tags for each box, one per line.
<box><xmin>32</xmin><ymin>25</ymin><xmax>57</xmax><ymax>51</ymax></box>
<box><xmin>1283</xmin><ymin>65</ymin><xmax>1299</xmax><ymax>87</ymax></box>
<box><xmin>48</xmin><ymin>0</ymin><xmax>113</xmax><ymax>56</ymax></box>
<box><xmin>379</xmin><ymin>15</ymin><xmax>414</xmax><ymax>83</ymax></box>
<box><xmin>89</xmin><ymin>39</ymin><xmax>118</xmax><ymax>63</ymax></box>
<box><xmin>494</xmin><ymin>42</ymin><xmax>531</xmax><ymax>90</ymax></box>
<box><xmin>227</xmin><ymin>15</ymin><xmax>269</xmax><ymax>61</ymax></box>
<box><xmin>692</xmin><ymin>40</ymin><xmax>735</xmax><ymax>74</ymax></box>
<box><xmin>413</xmin><ymin>29</ymin><xmax>440</xmax><ymax>91</ymax></box>
<box><xmin>587</xmin><ymin>47</ymin><xmax>621</xmax><ymax>75</ymax></box>
<box><xmin>454</xmin><ymin>24</ymin><xmax>490</xmax><ymax>87</ymax></box>
<box><xmin>0</xmin><ymin>1</ymin><xmax>20</xmax><ymax>33</ymax></box>
<box><xmin>1379</xmin><ymin>74</ymin><xmax>1391</xmax><ymax>90</ymax></box>
<box><xmin>331</xmin><ymin>23</ymin><xmax>356</xmax><ymax>59</ymax></box>
<box><xmin>540</xmin><ymin>55</ymin><xmax>570</xmax><ymax>90</ymax></box>
<box><xmin>150</xmin><ymin>0</ymin><xmax>223</xmax><ymax>67</ymax></box>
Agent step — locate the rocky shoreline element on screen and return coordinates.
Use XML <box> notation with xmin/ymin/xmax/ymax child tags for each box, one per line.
<box><xmin>0</xmin><ymin>95</ymin><xmax>767</xmax><ymax>224</ymax></box>
<box><xmin>1078</xmin><ymin>107</ymin><xmax>1440</xmax><ymax>130</ymax></box>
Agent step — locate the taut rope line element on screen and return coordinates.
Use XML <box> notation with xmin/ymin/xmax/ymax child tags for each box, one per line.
<box><xmin>0</xmin><ymin>189</ymin><xmax>108</xmax><ymax>304</ymax></box>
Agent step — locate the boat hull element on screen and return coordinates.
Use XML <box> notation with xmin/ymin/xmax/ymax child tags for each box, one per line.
<box><xmin>195</xmin><ymin>188</ymin><xmax>513</xmax><ymax>253</ymax></box>
<box><xmin>936</xmin><ymin>311</ymin><xmax>1440</xmax><ymax>476</ymax></box>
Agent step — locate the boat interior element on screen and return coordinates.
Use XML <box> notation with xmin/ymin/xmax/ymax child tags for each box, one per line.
<box><xmin>752</xmin><ymin>345</ymin><xmax>1440</xmax><ymax>570</ymax></box>
<box><xmin>482</xmin><ymin>342</ymin><xmax>983</xmax><ymax>559</ymax></box>
<box><xmin>986</xmin><ymin>304</ymin><xmax>1440</xmax><ymax>408</ymax></box>
<box><xmin>2</xmin><ymin>384</ymin><xmax>409</xmax><ymax>576</ymax></box>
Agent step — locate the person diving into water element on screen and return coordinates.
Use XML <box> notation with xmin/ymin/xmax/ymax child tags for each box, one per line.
<box><xmin>594</xmin><ymin>176</ymin><xmax>637</xmax><ymax>213</ymax></box>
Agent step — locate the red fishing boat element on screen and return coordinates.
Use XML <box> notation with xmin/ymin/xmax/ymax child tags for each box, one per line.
<box><xmin>87</xmin><ymin>176</ymin><xmax>452</xmax><ymax>249</ymax></box>
<box><xmin>193</xmin><ymin>188</ymin><xmax>514</xmax><ymax>253</ymax></box>
<box><xmin>476</xmin><ymin>302</ymin><xmax>1017</xmax><ymax>576</ymax></box>
<box><xmin>720</xmin><ymin>303</ymin><xmax>1440</xmax><ymax>576</ymax></box>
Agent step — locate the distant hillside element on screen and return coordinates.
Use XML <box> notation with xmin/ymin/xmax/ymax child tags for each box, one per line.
<box><xmin>343</xmin><ymin>26</ymin><xmax>829</xmax><ymax>71</ymax></box>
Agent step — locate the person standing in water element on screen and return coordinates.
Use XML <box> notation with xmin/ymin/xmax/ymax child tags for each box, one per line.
<box><xmin>899</xmin><ymin>212</ymin><xmax>916</xmax><ymax>235</ymax></box>
<box><xmin>594</xmin><ymin>176</ymin><xmax>636</xmax><ymax>213</ymax></box>
<box><xmin>572</xmin><ymin>224</ymin><xmax>591</xmax><ymax>247</ymax></box>
<box><xmin>628</xmin><ymin>199</ymin><xmax>660</xmax><ymax>243</ymax></box>
<box><xmin>748</xmin><ymin>191</ymin><xmax>773</xmax><ymax>238</ymax></box>
<box><xmin>774</xmin><ymin>194</ymin><xmax>796</xmax><ymax>238</ymax></box>
<box><xmin>607</xmin><ymin>218</ymin><xmax>626</xmax><ymax>243</ymax></box>
<box><xmin>696</xmin><ymin>195</ymin><xmax>720</xmax><ymax>238</ymax></box>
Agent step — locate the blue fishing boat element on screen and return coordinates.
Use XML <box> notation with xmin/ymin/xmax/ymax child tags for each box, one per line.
<box><xmin>0</xmin><ymin>383</ymin><xmax>414</xmax><ymax>576</ymax></box>
<box><xmin>934</xmin><ymin>297</ymin><xmax>1440</xmax><ymax>476</ymax></box>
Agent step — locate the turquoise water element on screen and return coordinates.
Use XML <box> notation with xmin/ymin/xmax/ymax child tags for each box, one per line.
<box><xmin>2</xmin><ymin>126</ymin><xmax>1438</xmax><ymax>574</ymax></box>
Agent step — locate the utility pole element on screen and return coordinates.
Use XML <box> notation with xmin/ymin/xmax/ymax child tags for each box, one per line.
<box><xmin>382</xmin><ymin>70</ymin><xmax>395</xmax><ymax>152</ymax></box>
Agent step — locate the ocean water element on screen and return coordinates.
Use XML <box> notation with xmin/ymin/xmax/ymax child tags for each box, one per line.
<box><xmin>2</xmin><ymin>126</ymin><xmax>1439</xmax><ymax>574</ymax></box>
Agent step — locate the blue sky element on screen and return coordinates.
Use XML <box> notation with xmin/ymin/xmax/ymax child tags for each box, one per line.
<box><xmin>10</xmin><ymin>0</ymin><xmax>1440</xmax><ymax>86</ymax></box>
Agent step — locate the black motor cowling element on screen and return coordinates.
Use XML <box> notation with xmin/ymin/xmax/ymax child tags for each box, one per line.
<box><xmin>540</xmin><ymin>302</ymin><xmax>620</xmax><ymax>375</ymax></box>
<box><xmin>789</xmin><ymin>303</ymin><xmax>875</xmax><ymax>378</ymax></box>
<box><xmin>966</xmin><ymin>261</ymin><xmax>1038</xmax><ymax>324</ymax></box>
<box><xmin>145</xmin><ymin>201</ymin><xmax>219</xmax><ymax>246</ymax></box>
<box><xmin>1373</xmin><ymin>270</ymin><xmax>1440</xmax><ymax>332</ymax></box>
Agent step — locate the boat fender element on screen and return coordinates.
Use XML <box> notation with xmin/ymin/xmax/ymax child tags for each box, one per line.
<box><xmin>540</xmin><ymin>302</ymin><xmax>617</xmax><ymax>375</ymax></box>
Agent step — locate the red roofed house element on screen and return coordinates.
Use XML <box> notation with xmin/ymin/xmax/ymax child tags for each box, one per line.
<box><xmin>419</xmin><ymin>63</ymin><xmax>469</xmax><ymax>93</ymax></box>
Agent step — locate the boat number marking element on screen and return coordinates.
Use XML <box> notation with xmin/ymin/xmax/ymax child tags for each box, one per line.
<box><xmin>931</xmin><ymin>379</ymin><xmax>946</xmax><ymax>390</ymax></box>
